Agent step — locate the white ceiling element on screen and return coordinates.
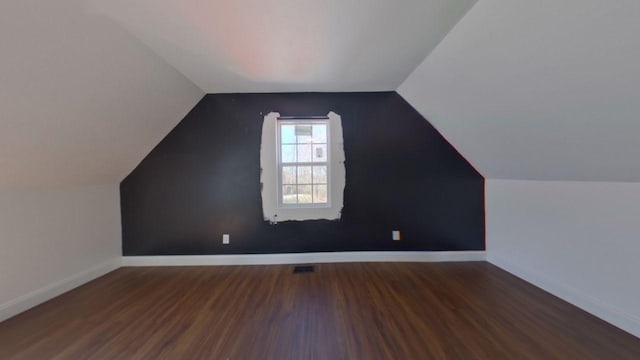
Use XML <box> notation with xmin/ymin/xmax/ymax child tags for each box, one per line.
<box><xmin>6</xmin><ymin>0</ymin><xmax>639</xmax><ymax>186</ymax></box>
<box><xmin>0</xmin><ymin>0</ymin><xmax>203</xmax><ymax>187</ymax></box>
<box><xmin>400</xmin><ymin>0</ymin><xmax>640</xmax><ymax>182</ymax></box>
<box><xmin>91</xmin><ymin>0</ymin><xmax>477</xmax><ymax>93</ymax></box>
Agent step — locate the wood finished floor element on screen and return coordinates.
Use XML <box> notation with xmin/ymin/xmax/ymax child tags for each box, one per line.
<box><xmin>1</xmin><ymin>262</ymin><xmax>639</xmax><ymax>359</ymax></box>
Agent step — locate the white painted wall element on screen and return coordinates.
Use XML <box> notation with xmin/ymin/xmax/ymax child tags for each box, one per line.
<box><xmin>0</xmin><ymin>0</ymin><xmax>204</xmax><ymax>187</ymax></box>
<box><xmin>486</xmin><ymin>179</ymin><xmax>640</xmax><ymax>337</ymax></box>
<box><xmin>260</xmin><ymin>112</ymin><xmax>345</xmax><ymax>222</ymax></box>
<box><xmin>0</xmin><ymin>185</ymin><xmax>121</xmax><ymax>321</ymax></box>
<box><xmin>399</xmin><ymin>0</ymin><xmax>640</xmax><ymax>182</ymax></box>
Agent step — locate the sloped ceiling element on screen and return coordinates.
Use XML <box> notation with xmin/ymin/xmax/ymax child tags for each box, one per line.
<box><xmin>399</xmin><ymin>0</ymin><xmax>640</xmax><ymax>182</ymax></box>
<box><xmin>0</xmin><ymin>0</ymin><xmax>204</xmax><ymax>187</ymax></box>
<box><xmin>91</xmin><ymin>0</ymin><xmax>477</xmax><ymax>93</ymax></box>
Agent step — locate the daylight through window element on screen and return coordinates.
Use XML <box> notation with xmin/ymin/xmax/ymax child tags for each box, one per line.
<box><xmin>277</xmin><ymin>120</ymin><xmax>330</xmax><ymax>207</ymax></box>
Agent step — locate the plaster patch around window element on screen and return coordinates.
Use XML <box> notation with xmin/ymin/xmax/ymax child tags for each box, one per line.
<box><xmin>260</xmin><ymin>111</ymin><xmax>345</xmax><ymax>222</ymax></box>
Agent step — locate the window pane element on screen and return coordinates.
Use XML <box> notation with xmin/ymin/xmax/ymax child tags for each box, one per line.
<box><xmin>295</xmin><ymin>125</ymin><xmax>312</xmax><ymax>143</ymax></box>
<box><xmin>281</xmin><ymin>145</ymin><xmax>296</xmax><ymax>163</ymax></box>
<box><xmin>313</xmin><ymin>166</ymin><xmax>327</xmax><ymax>184</ymax></box>
<box><xmin>281</xmin><ymin>125</ymin><xmax>296</xmax><ymax>144</ymax></box>
<box><xmin>297</xmin><ymin>144</ymin><xmax>312</xmax><ymax>162</ymax></box>
<box><xmin>282</xmin><ymin>185</ymin><xmax>297</xmax><ymax>204</ymax></box>
<box><xmin>312</xmin><ymin>124</ymin><xmax>327</xmax><ymax>143</ymax></box>
<box><xmin>298</xmin><ymin>185</ymin><xmax>312</xmax><ymax>204</ymax></box>
<box><xmin>313</xmin><ymin>185</ymin><xmax>328</xmax><ymax>203</ymax></box>
<box><xmin>297</xmin><ymin>166</ymin><xmax>312</xmax><ymax>184</ymax></box>
<box><xmin>282</xmin><ymin>166</ymin><xmax>296</xmax><ymax>184</ymax></box>
<box><xmin>312</xmin><ymin>144</ymin><xmax>327</xmax><ymax>162</ymax></box>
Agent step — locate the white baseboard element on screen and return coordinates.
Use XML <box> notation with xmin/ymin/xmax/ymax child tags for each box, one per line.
<box><xmin>0</xmin><ymin>258</ymin><xmax>121</xmax><ymax>323</ymax></box>
<box><xmin>5</xmin><ymin>252</ymin><xmax>638</xmax><ymax>340</ymax></box>
<box><xmin>0</xmin><ymin>252</ymin><xmax>484</xmax><ymax>323</ymax></box>
<box><xmin>122</xmin><ymin>251</ymin><xmax>486</xmax><ymax>267</ymax></box>
<box><xmin>488</xmin><ymin>254</ymin><xmax>640</xmax><ymax>339</ymax></box>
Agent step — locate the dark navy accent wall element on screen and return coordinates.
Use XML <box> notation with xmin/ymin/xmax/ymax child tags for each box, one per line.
<box><xmin>120</xmin><ymin>92</ymin><xmax>484</xmax><ymax>255</ymax></box>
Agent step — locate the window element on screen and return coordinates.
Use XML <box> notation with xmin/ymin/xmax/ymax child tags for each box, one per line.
<box><xmin>277</xmin><ymin>119</ymin><xmax>330</xmax><ymax>207</ymax></box>
<box><xmin>260</xmin><ymin>111</ymin><xmax>344</xmax><ymax>222</ymax></box>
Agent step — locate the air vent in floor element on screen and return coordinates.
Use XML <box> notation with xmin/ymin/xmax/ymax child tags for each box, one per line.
<box><xmin>293</xmin><ymin>265</ymin><xmax>314</xmax><ymax>274</ymax></box>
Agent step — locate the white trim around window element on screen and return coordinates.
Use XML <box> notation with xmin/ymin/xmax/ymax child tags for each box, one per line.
<box><xmin>260</xmin><ymin>111</ymin><xmax>345</xmax><ymax>223</ymax></box>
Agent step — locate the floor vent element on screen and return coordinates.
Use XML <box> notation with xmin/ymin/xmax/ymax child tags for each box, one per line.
<box><xmin>293</xmin><ymin>265</ymin><xmax>315</xmax><ymax>274</ymax></box>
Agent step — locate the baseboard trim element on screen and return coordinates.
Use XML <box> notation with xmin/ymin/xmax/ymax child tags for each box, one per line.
<box><xmin>4</xmin><ymin>252</ymin><xmax>637</xmax><ymax>340</ymax></box>
<box><xmin>0</xmin><ymin>252</ymin><xmax>485</xmax><ymax>323</ymax></box>
<box><xmin>122</xmin><ymin>251</ymin><xmax>486</xmax><ymax>267</ymax></box>
<box><xmin>488</xmin><ymin>254</ymin><xmax>640</xmax><ymax>339</ymax></box>
<box><xmin>0</xmin><ymin>258</ymin><xmax>121</xmax><ymax>323</ymax></box>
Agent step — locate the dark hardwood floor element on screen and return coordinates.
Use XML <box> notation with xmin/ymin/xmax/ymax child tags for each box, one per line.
<box><xmin>1</xmin><ymin>262</ymin><xmax>639</xmax><ymax>359</ymax></box>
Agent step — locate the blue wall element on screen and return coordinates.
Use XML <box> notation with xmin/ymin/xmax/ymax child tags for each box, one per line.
<box><xmin>120</xmin><ymin>92</ymin><xmax>484</xmax><ymax>255</ymax></box>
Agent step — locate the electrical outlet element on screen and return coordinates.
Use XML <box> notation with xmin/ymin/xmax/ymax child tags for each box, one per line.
<box><xmin>392</xmin><ymin>230</ymin><xmax>401</xmax><ymax>241</ymax></box>
<box><xmin>222</xmin><ymin>234</ymin><xmax>230</xmax><ymax>244</ymax></box>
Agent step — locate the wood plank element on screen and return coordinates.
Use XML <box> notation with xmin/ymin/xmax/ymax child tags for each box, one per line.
<box><xmin>0</xmin><ymin>262</ymin><xmax>638</xmax><ymax>359</ymax></box>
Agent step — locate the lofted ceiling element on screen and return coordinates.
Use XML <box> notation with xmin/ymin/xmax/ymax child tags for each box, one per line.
<box><xmin>0</xmin><ymin>0</ymin><xmax>203</xmax><ymax>187</ymax></box>
<box><xmin>400</xmin><ymin>0</ymin><xmax>640</xmax><ymax>182</ymax></box>
<box><xmin>91</xmin><ymin>0</ymin><xmax>477</xmax><ymax>93</ymax></box>
<box><xmin>5</xmin><ymin>0</ymin><xmax>639</xmax><ymax>186</ymax></box>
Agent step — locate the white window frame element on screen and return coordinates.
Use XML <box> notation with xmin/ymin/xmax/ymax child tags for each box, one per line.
<box><xmin>260</xmin><ymin>111</ymin><xmax>345</xmax><ymax>223</ymax></box>
<box><xmin>276</xmin><ymin>118</ymin><xmax>331</xmax><ymax>209</ymax></box>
